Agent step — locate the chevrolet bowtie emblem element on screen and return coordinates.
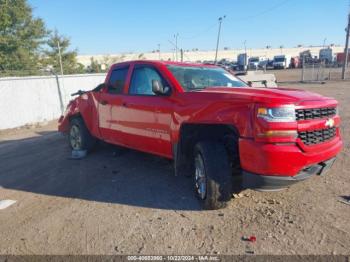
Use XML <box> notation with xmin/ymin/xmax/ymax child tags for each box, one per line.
<box><xmin>325</xmin><ymin>118</ymin><xmax>335</xmax><ymax>128</ymax></box>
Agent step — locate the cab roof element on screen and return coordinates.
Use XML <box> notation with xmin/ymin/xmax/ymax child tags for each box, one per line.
<box><xmin>111</xmin><ymin>60</ymin><xmax>219</xmax><ymax>68</ymax></box>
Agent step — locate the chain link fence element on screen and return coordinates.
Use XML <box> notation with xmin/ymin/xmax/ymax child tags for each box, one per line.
<box><xmin>301</xmin><ymin>63</ymin><xmax>350</xmax><ymax>82</ymax></box>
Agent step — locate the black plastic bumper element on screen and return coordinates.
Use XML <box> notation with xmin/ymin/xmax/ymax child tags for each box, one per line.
<box><xmin>242</xmin><ymin>157</ymin><xmax>336</xmax><ymax>191</ymax></box>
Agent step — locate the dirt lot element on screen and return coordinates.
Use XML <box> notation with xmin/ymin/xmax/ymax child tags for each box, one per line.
<box><xmin>0</xmin><ymin>70</ymin><xmax>349</xmax><ymax>255</ymax></box>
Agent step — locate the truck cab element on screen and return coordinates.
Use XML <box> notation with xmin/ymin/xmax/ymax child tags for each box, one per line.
<box><xmin>58</xmin><ymin>60</ymin><xmax>342</xmax><ymax>210</ymax></box>
<box><xmin>237</xmin><ymin>53</ymin><xmax>249</xmax><ymax>71</ymax></box>
<box><xmin>248</xmin><ymin>56</ymin><xmax>267</xmax><ymax>70</ymax></box>
<box><xmin>273</xmin><ymin>55</ymin><xmax>291</xmax><ymax>69</ymax></box>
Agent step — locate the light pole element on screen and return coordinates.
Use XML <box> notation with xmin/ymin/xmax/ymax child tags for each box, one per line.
<box><xmin>342</xmin><ymin>11</ymin><xmax>350</xmax><ymax>80</ymax></box>
<box><xmin>158</xmin><ymin>43</ymin><xmax>161</xmax><ymax>60</ymax></box>
<box><xmin>174</xmin><ymin>33</ymin><xmax>179</xmax><ymax>61</ymax></box>
<box><xmin>57</xmin><ymin>41</ymin><xmax>64</xmax><ymax>76</ymax></box>
<box><xmin>244</xmin><ymin>40</ymin><xmax>247</xmax><ymax>69</ymax></box>
<box><xmin>214</xmin><ymin>15</ymin><xmax>226</xmax><ymax>64</ymax></box>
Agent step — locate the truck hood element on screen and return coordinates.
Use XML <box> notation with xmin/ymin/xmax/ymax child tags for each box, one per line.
<box><xmin>192</xmin><ymin>87</ymin><xmax>331</xmax><ymax>104</ymax></box>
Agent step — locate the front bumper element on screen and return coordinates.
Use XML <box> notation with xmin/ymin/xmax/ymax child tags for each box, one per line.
<box><xmin>242</xmin><ymin>157</ymin><xmax>336</xmax><ymax>191</ymax></box>
<box><xmin>239</xmin><ymin>136</ymin><xmax>342</xmax><ymax>176</ymax></box>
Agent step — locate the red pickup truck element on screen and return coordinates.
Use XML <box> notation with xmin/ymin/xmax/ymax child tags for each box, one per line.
<box><xmin>58</xmin><ymin>60</ymin><xmax>342</xmax><ymax>209</ymax></box>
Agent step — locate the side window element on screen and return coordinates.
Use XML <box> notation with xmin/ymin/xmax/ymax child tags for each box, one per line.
<box><xmin>108</xmin><ymin>67</ymin><xmax>129</xmax><ymax>94</ymax></box>
<box><xmin>129</xmin><ymin>66</ymin><xmax>167</xmax><ymax>95</ymax></box>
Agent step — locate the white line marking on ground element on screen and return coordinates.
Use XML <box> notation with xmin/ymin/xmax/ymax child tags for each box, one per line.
<box><xmin>0</xmin><ymin>200</ymin><xmax>17</xmax><ymax>210</ymax></box>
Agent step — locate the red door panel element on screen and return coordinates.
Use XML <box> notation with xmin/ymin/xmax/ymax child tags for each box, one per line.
<box><xmin>98</xmin><ymin>92</ymin><xmax>124</xmax><ymax>144</ymax></box>
<box><xmin>119</xmin><ymin>96</ymin><xmax>172</xmax><ymax>158</ymax></box>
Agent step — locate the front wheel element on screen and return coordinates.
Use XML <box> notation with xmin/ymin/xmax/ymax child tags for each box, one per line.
<box><xmin>69</xmin><ymin>117</ymin><xmax>96</xmax><ymax>151</ymax></box>
<box><xmin>193</xmin><ymin>141</ymin><xmax>233</xmax><ymax>210</ymax></box>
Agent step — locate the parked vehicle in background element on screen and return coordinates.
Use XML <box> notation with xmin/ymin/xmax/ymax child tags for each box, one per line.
<box><xmin>273</xmin><ymin>55</ymin><xmax>291</xmax><ymax>69</ymax></box>
<box><xmin>58</xmin><ymin>60</ymin><xmax>342</xmax><ymax>210</ymax></box>
<box><xmin>257</xmin><ymin>60</ymin><xmax>268</xmax><ymax>70</ymax></box>
<box><xmin>203</xmin><ymin>60</ymin><xmax>215</xmax><ymax>65</ymax></box>
<box><xmin>248</xmin><ymin>56</ymin><xmax>267</xmax><ymax>70</ymax></box>
<box><xmin>229</xmin><ymin>62</ymin><xmax>240</xmax><ymax>71</ymax></box>
<box><xmin>319</xmin><ymin>48</ymin><xmax>334</xmax><ymax>64</ymax></box>
<box><xmin>291</xmin><ymin>57</ymin><xmax>300</xmax><ymax>68</ymax></box>
<box><xmin>336</xmin><ymin>52</ymin><xmax>350</xmax><ymax>67</ymax></box>
<box><xmin>299</xmin><ymin>50</ymin><xmax>319</xmax><ymax>65</ymax></box>
<box><xmin>265</xmin><ymin>59</ymin><xmax>275</xmax><ymax>70</ymax></box>
<box><xmin>237</xmin><ymin>53</ymin><xmax>249</xmax><ymax>71</ymax></box>
<box><xmin>217</xmin><ymin>59</ymin><xmax>232</xmax><ymax>70</ymax></box>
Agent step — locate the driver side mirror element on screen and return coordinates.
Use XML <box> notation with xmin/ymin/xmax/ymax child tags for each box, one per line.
<box><xmin>152</xmin><ymin>79</ymin><xmax>170</xmax><ymax>95</ymax></box>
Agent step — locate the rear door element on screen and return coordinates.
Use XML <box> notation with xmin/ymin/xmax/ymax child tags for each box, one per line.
<box><xmin>98</xmin><ymin>66</ymin><xmax>130</xmax><ymax>144</ymax></box>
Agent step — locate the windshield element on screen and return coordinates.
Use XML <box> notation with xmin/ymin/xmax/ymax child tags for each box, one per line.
<box><xmin>274</xmin><ymin>57</ymin><xmax>285</xmax><ymax>62</ymax></box>
<box><xmin>249</xmin><ymin>58</ymin><xmax>259</xmax><ymax>62</ymax></box>
<box><xmin>167</xmin><ymin>65</ymin><xmax>247</xmax><ymax>91</ymax></box>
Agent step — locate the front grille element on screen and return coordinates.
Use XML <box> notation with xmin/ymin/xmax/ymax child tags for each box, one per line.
<box><xmin>298</xmin><ymin>127</ymin><xmax>336</xmax><ymax>145</ymax></box>
<box><xmin>295</xmin><ymin>107</ymin><xmax>336</xmax><ymax>120</ymax></box>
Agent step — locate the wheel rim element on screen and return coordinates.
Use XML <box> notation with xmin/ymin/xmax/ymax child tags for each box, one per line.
<box><xmin>70</xmin><ymin>125</ymin><xmax>82</xmax><ymax>150</ymax></box>
<box><xmin>194</xmin><ymin>153</ymin><xmax>206</xmax><ymax>200</ymax></box>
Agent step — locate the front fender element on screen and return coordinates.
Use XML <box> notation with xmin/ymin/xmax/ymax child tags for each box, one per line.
<box><xmin>58</xmin><ymin>99</ymin><xmax>80</xmax><ymax>133</ymax></box>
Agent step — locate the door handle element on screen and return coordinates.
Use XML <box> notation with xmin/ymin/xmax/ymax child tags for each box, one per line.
<box><xmin>100</xmin><ymin>100</ymin><xmax>108</xmax><ymax>105</ymax></box>
<box><xmin>122</xmin><ymin>102</ymin><xmax>137</xmax><ymax>107</ymax></box>
<box><xmin>122</xmin><ymin>102</ymin><xmax>135</xmax><ymax>107</ymax></box>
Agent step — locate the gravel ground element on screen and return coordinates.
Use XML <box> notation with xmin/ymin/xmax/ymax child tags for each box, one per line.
<box><xmin>0</xmin><ymin>71</ymin><xmax>349</xmax><ymax>255</ymax></box>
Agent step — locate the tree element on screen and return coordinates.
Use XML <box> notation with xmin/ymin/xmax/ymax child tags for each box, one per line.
<box><xmin>0</xmin><ymin>0</ymin><xmax>48</xmax><ymax>74</ymax></box>
<box><xmin>100</xmin><ymin>54</ymin><xmax>126</xmax><ymax>72</ymax></box>
<box><xmin>42</xmin><ymin>30</ymin><xmax>84</xmax><ymax>74</ymax></box>
<box><xmin>87</xmin><ymin>57</ymin><xmax>101</xmax><ymax>73</ymax></box>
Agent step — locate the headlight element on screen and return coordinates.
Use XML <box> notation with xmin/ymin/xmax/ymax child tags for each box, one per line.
<box><xmin>257</xmin><ymin>106</ymin><xmax>296</xmax><ymax>122</ymax></box>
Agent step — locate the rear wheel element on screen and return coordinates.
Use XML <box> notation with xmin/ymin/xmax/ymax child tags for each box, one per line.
<box><xmin>193</xmin><ymin>141</ymin><xmax>233</xmax><ymax>210</ymax></box>
<box><xmin>69</xmin><ymin>117</ymin><xmax>96</xmax><ymax>151</ymax></box>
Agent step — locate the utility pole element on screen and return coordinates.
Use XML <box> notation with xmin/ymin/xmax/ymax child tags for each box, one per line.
<box><xmin>214</xmin><ymin>16</ymin><xmax>225</xmax><ymax>64</ymax></box>
<box><xmin>342</xmin><ymin>11</ymin><xmax>350</xmax><ymax>80</ymax></box>
<box><xmin>244</xmin><ymin>40</ymin><xmax>247</xmax><ymax>70</ymax></box>
<box><xmin>174</xmin><ymin>33</ymin><xmax>179</xmax><ymax>61</ymax></box>
<box><xmin>158</xmin><ymin>44</ymin><xmax>161</xmax><ymax>60</ymax></box>
<box><xmin>57</xmin><ymin>41</ymin><xmax>64</xmax><ymax>76</ymax></box>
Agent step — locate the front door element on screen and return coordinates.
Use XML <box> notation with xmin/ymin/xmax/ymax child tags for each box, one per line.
<box><xmin>119</xmin><ymin>64</ymin><xmax>173</xmax><ymax>157</ymax></box>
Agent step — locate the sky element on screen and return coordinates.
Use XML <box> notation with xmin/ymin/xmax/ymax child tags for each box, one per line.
<box><xmin>29</xmin><ymin>0</ymin><xmax>350</xmax><ymax>55</ymax></box>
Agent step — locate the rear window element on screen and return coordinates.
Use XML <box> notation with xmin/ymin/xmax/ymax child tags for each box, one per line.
<box><xmin>108</xmin><ymin>67</ymin><xmax>129</xmax><ymax>94</ymax></box>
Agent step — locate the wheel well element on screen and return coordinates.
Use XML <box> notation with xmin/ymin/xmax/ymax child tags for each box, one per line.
<box><xmin>68</xmin><ymin>113</ymin><xmax>82</xmax><ymax>122</ymax></box>
<box><xmin>179</xmin><ymin>123</ymin><xmax>239</xmax><ymax>150</ymax></box>
<box><xmin>175</xmin><ymin>123</ymin><xmax>240</xmax><ymax>176</ymax></box>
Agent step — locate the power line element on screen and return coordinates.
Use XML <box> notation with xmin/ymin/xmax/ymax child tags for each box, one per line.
<box><xmin>178</xmin><ymin>0</ymin><xmax>290</xmax><ymax>41</ymax></box>
<box><xmin>159</xmin><ymin>0</ymin><xmax>291</xmax><ymax>55</ymax></box>
<box><xmin>179</xmin><ymin>23</ymin><xmax>217</xmax><ymax>40</ymax></box>
<box><xmin>231</xmin><ymin>0</ymin><xmax>291</xmax><ymax>21</ymax></box>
